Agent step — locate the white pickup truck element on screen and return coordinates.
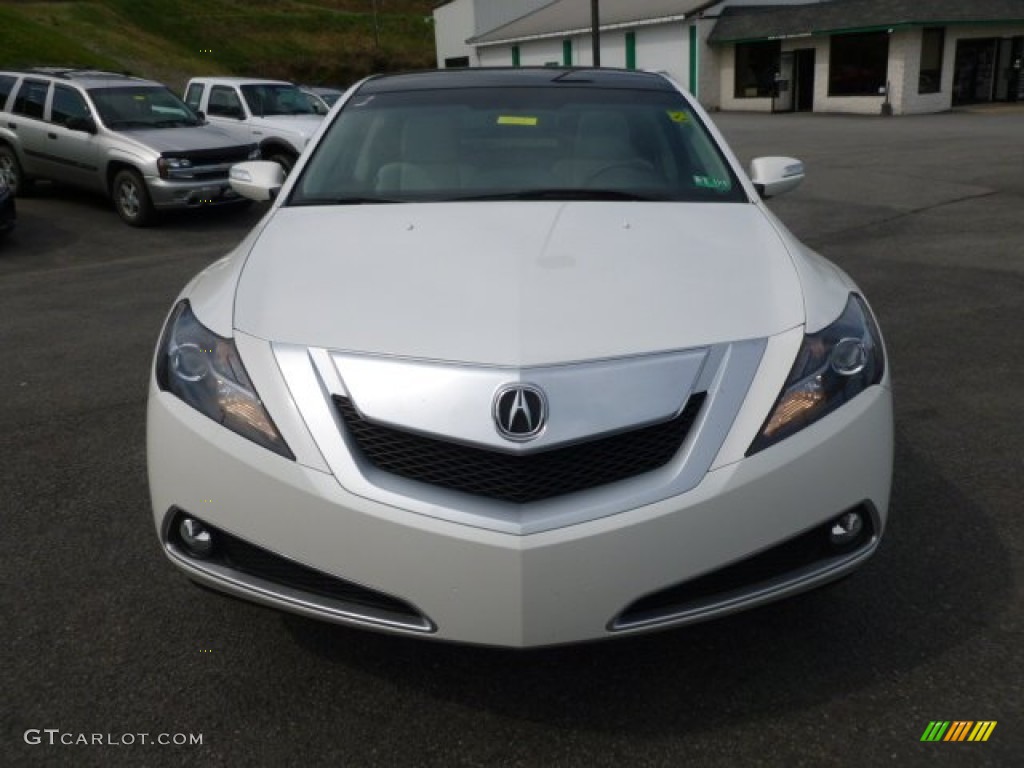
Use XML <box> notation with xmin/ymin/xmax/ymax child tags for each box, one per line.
<box><xmin>184</xmin><ymin>77</ymin><xmax>325</xmax><ymax>172</ymax></box>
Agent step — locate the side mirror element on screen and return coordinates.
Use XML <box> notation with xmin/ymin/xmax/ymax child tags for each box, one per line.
<box><xmin>66</xmin><ymin>116</ymin><xmax>97</xmax><ymax>134</ymax></box>
<box><xmin>229</xmin><ymin>161</ymin><xmax>285</xmax><ymax>202</ymax></box>
<box><xmin>195</xmin><ymin>110</ymin><xmax>206</xmax><ymax>123</ymax></box>
<box><xmin>749</xmin><ymin>156</ymin><xmax>805</xmax><ymax>198</ymax></box>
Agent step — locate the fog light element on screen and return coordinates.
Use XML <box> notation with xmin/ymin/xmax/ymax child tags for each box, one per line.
<box><xmin>828</xmin><ymin>510</ymin><xmax>864</xmax><ymax>547</ymax></box>
<box><xmin>179</xmin><ymin>517</ymin><xmax>215</xmax><ymax>558</ymax></box>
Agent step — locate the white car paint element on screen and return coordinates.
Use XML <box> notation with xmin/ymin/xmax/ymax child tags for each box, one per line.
<box><xmin>148</xmin><ymin>68</ymin><xmax>893</xmax><ymax>647</ymax></box>
<box><xmin>234</xmin><ymin>202</ymin><xmax>804</xmax><ymax>364</ymax></box>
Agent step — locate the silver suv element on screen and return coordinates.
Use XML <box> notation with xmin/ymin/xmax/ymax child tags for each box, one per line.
<box><xmin>0</xmin><ymin>69</ymin><xmax>259</xmax><ymax>226</ymax></box>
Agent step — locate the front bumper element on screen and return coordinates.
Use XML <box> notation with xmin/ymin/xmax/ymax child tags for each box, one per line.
<box><xmin>145</xmin><ymin>176</ymin><xmax>246</xmax><ymax>210</ymax></box>
<box><xmin>147</xmin><ymin>377</ymin><xmax>893</xmax><ymax>648</ymax></box>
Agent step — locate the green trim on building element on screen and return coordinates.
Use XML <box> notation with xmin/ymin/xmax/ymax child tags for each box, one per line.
<box><xmin>512</xmin><ymin>45</ymin><xmax>521</xmax><ymax>67</ymax></box>
<box><xmin>689</xmin><ymin>25</ymin><xmax>698</xmax><ymax>95</ymax></box>
<box><xmin>625</xmin><ymin>31</ymin><xmax>637</xmax><ymax>69</ymax></box>
<box><xmin>562</xmin><ymin>38</ymin><xmax>573</xmax><ymax>65</ymax></box>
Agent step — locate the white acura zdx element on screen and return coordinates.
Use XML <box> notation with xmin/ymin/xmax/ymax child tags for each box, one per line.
<box><xmin>147</xmin><ymin>68</ymin><xmax>892</xmax><ymax>648</ymax></box>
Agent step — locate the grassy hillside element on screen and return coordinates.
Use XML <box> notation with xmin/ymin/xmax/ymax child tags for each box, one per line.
<box><xmin>0</xmin><ymin>1</ymin><xmax>438</xmax><ymax>90</ymax></box>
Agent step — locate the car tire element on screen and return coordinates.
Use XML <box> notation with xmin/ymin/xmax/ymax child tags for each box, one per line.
<box><xmin>112</xmin><ymin>168</ymin><xmax>156</xmax><ymax>227</ymax></box>
<box><xmin>0</xmin><ymin>145</ymin><xmax>33</xmax><ymax>196</ymax></box>
<box><xmin>268</xmin><ymin>152</ymin><xmax>296</xmax><ymax>175</ymax></box>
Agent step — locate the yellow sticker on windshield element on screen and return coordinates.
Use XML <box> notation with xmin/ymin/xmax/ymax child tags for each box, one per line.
<box><xmin>497</xmin><ymin>115</ymin><xmax>538</xmax><ymax>126</ymax></box>
<box><xmin>667</xmin><ymin>111</ymin><xmax>690</xmax><ymax>124</ymax></box>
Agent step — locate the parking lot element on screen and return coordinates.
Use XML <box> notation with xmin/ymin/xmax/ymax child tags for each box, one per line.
<box><xmin>3</xmin><ymin>110</ymin><xmax>1022</xmax><ymax>767</ymax></box>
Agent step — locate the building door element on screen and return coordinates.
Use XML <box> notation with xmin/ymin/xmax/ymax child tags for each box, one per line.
<box><xmin>995</xmin><ymin>38</ymin><xmax>1014</xmax><ymax>100</ymax></box>
<box><xmin>773</xmin><ymin>52</ymin><xmax>794</xmax><ymax>112</ymax></box>
<box><xmin>1003</xmin><ymin>37</ymin><xmax>1023</xmax><ymax>102</ymax></box>
<box><xmin>794</xmin><ymin>48</ymin><xmax>816</xmax><ymax>111</ymax></box>
<box><xmin>953</xmin><ymin>38</ymin><xmax>999</xmax><ymax>104</ymax></box>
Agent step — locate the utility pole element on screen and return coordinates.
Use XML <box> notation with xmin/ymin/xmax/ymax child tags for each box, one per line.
<box><xmin>591</xmin><ymin>0</ymin><xmax>600</xmax><ymax>66</ymax></box>
<box><xmin>371</xmin><ymin>0</ymin><xmax>380</xmax><ymax>50</ymax></box>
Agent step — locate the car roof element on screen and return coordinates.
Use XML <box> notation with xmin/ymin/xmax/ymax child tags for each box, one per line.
<box><xmin>359</xmin><ymin>67</ymin><xmax>675</xmax><ymax>94</ymax></box>
<box><xmin>7</xmin><ymin>68</ymin><xmax>161</xmax><ymax>88</ymax></box>
<box><xmin>191</xmin><ymin>76</ymin><xmax>294</xmax><ymax>86</ymax></box>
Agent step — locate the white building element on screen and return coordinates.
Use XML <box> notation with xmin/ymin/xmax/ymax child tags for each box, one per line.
<box><xmin>709</xmin><ymin>0</ymin><xmax>1024</xmax><ymax>114</ymax></box>
<box><xmin>434</xmin><ymin>0</ymin><xmax>553</xmax><ymax>68</ymax></box>
<box><xmin>435</xmin><ymin>1</ymin><xmax>805</xmax><ymax>102</ymax></box>
<box><xmin>434</xmin><ymin>0</ymin><xmax>1024</xmax><ymax>114</ymax></box>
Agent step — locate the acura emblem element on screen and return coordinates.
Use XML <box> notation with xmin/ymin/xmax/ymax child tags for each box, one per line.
<box><xmin>493</xmin><ymin>384</ymin><xmax>547</xmax><ymax>441</ymax></box>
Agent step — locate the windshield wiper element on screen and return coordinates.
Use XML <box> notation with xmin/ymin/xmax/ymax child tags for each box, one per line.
<box><xmin>290</xmin><ymin>196</ymin><xmax>403</xmax><ymax>206</ymax></box>
<box><xmin>155</xmin><ymin>119</ymin><xmax>199</xmax><ymax>128</ymax></box>
<box><xmin>105</xmin><ymin>119</ymin><xmax>154</xmax><ymax>129</ymax></box>
<box><xmin>449</xmin><ymin>188</ymin><xmax>665</xmax><ymax>202</ymax></box>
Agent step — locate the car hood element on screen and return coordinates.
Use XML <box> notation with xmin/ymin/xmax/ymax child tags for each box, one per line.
<box><xmin>234</xmin><ymin>202</ymin><xmax>804</xmax><ymax>366</ymax></box>
<box><xmin>118</xmin><ymin>124</ymin><xmax>249</xmax><ymax>153</ymax></box>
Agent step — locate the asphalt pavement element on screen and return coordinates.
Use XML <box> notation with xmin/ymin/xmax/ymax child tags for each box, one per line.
<box><xmin>2</xmin><ymin>110</ymin><xmax>1022</xmax><ymax>767</ymax></box>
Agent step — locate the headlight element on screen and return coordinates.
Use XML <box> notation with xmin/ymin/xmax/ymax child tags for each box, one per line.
<box><xmin>157</xmin><ymin>156</ymin><xmax>192</xmax><ymax>178</ymax></box>
<box><xmin>155</xmin><ymin>301</ymin><xmax>294</xmax><ymax>459</ymax></box>
<box><xmin>747</xmin><ymin>294</ymin><xmax>884</xmax><ymax>455</ymax></box>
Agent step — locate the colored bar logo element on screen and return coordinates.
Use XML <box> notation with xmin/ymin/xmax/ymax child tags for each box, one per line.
<box><xmin>920</xmin><ymin>721</ymin><xmax>997</xmax><ymax>742</ymax></box>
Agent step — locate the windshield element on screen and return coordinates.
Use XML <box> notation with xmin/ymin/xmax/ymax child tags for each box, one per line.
<box><xmin>88</xmin><ymin>86</ymin><xmax>200</xmax><ymax>129</ymax></box>
<box><xmin>241</xmin><ymin>83</ymin><xmax>316</xmax><ymax>116</ymax></box>
<box><xmin>289</xmin><ymin>85</ymin><xmax>746</xmax><ymax>205</ymax></box>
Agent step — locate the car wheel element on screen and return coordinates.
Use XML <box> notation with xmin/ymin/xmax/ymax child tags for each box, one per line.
<box><xmin>268</xmin><ymin>152</ymin><xmax>296</xmax><ymax>175</ymax></box>
<box><xmin>112</xmin><ymin>169</ymin><xmax>156</xmax><ymax>227</ymax></box>
<box><xmin>0</xmin><ymin>145</ymin><xmax>33</xmax><ymax>196</ymax></box>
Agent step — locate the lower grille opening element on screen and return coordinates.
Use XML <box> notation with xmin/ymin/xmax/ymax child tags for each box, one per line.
<box><xmin>612</xmin><ymin>503</ymin><xmax>877</xmax><ymax>629</ymax></box>
<box><xmin>167</xmin><ymin>508</ymin><xmax>431</xmax><ymax>630</ymax></box>
<box><xmin>333</xmin><ymin>392</ymin><xmax>706</xmax><ymax>504</ymax></box>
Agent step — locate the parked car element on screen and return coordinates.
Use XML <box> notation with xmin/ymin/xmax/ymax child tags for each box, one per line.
<box><xmin>0</xmin><ymin>68</ymin><xmax>259</xmax><ymax>226</ymax></box>
<box><xmin>0</xmin><ymin>176</ymin><xmax>15</xmax><ymax>236</ymax></box>
<box><xmin>299</xmin><ymin>85</ymin><xmax>345</xmax><ymax>115</ymax></box>
<box><xmin>149</xmin><ymin>67</ymin><xmax>893</xmax><ymax>648</ymax></box>
<box><xmin>184</xmin><ymin>77</ymin><xmax>324</xmax><ymax>172</ymax></box>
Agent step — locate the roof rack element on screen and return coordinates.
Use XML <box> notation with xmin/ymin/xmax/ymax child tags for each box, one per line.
<box><xmin>22</xmin><ymin>67</ymin><xmax>144</xmax><ymax>81</ymax></box>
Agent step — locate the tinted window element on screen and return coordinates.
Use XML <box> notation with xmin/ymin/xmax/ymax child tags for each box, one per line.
<box><xmin>184</xmin><ymin>83</ymin><xmax>204</xmax><ymax>111</ymax></box>
<box><xmin>13</xmin><ymin>79</ymin><xmax>49</xmax><ymax>119</ymax></box>
<box><xmin>207</xmin><ymin>85</ymin><xmax>244</xmax><ymax>117</ymax></box>
<box><xmin>290</xmin><ymin>85</ymin><xmax>745</xmax><ymax>205</ymax></box>
<box><xmin>304</xmin><ymin>92</ymin><xmax>329</xmax><ymax>116</ymax></box>
<box><xmin>88</xmin><ymin>86</ymin><xmax>199</xmax><ymax>128</ymax></box>
<box><xmin>919</xmin><ymin>28</ymin><xmax>945</xmax><ymax>94</ymax></box>
<box><xmin>735</xmin><ymin>41</ymin><xmax>781</xmax><ymax>98</ymax></box>
<box><xmin>51</xmin><ymin>85</ymin><xmax>90</xmax><ymax>126</ymax></box>
<box><xmin>0</xmin><ymin>75</ymin><xmax>17</xmax><ymax>110</ymax></box>
<box><xmin>829</xmin><ymin>32</ymin><xmax>890</xmax><ymax>96</ymax></box>
<box><xmin>241</xmin><ymin>83</ymin><xmax>314</xmax><ymax>116</ymax></box>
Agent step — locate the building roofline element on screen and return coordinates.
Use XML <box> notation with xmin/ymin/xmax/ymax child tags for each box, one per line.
<box><xmin>713</xmin><ymin>16</ymin><xmax>1024</xmax><ymax>44</ymax></box>
<box><xmin>472</xmin><ymin>14</ymin><xmax>694</xmax><ymax>48</ymax></box>
<box><xmin>468</xmin><ymin>0</ymin><xmax>722</xmax><ymax>46</ymax></box>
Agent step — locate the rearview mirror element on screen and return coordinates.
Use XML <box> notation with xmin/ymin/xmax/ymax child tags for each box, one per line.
<box><xmin>749</xmin><ymin>156</ymin><xmax>805</xmax><ymax>198</ymax></box>
<box><xmin>229</xmin><ymin>161</ymin><xmax>285</xmax><ymax>202</ymax></box>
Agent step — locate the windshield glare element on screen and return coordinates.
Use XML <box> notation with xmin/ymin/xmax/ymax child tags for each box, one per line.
<box><xmin>88</xmin><ymin>86</ymin><xmax>200</xmax><ymax>129</ymax></box>
<box><xmin>290</xmin><ymin>85</ymin><xmax>745</xmax><ymax>205</ymax></box>
<box><xmin>241</xmin><ymin>84</ymin><xmax>316</xmax><ymax>116</ymax></box>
